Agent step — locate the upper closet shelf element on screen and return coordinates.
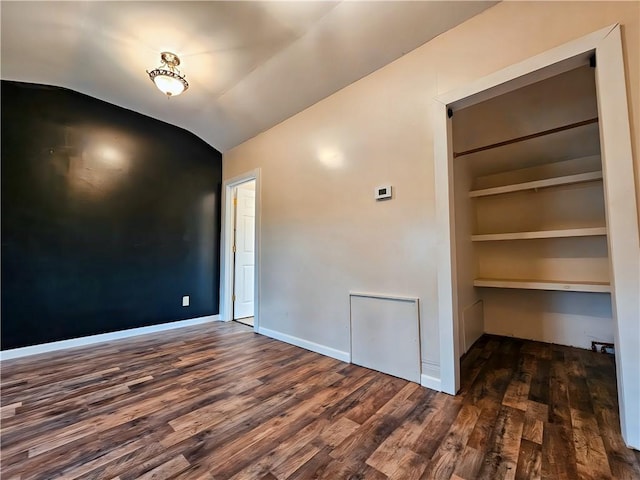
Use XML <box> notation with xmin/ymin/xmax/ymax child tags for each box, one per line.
<box><xmin>469</xmin><ymin>171</ymin><xmax>603</xmax><ymax>198</ymax></box>
<box><xmin>471</xmin><ymin>227</ymin><xmax>607</xmax><ymax>241</ymax></box>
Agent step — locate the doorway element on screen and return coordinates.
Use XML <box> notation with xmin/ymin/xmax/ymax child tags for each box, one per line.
<box><xmin>232</xmin><ymin>180</ymin><xmax>256</xmax><ymax>326</ymax></box>
<box><xmin>221</xmin><ymin>169</ymin><xmax>261</xmax><ymax>332</ymax></box>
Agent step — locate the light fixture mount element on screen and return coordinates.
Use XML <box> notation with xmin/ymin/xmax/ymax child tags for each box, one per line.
<box><xmin>147</xmin><ymin>51</ymin><xmax>189</xmax><ymax>97</ymax></box>
<box><xmin>160</xmin><ymin>51</ymin><xmax>180</xmax><ymax>68</ymax></box>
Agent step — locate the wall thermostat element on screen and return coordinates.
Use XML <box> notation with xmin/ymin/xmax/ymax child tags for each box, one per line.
<box><xmin>375</xmin><ymin>185</ymin><xmax>392</xmax><ymax>200</ymax></box>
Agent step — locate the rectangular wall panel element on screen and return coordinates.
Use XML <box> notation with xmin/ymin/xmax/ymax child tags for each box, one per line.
<box><xmin>350</xmin><ymin>293</ymin><xmax>420</xmax><ymax>383</ymax></box>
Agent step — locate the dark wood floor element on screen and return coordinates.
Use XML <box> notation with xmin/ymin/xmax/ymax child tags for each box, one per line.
<box><xmin>2</xmin><ymin>322</ymin><xmax>639</xmax><ymax>480</ymax></box>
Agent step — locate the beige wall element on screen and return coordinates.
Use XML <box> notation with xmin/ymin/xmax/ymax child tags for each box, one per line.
<box><xmin>224</xmin><ymin>2</ymin><xmax>640</xmax><ymax>378</ymax></box>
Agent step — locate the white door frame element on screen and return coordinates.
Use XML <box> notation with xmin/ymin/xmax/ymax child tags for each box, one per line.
<box><xmin>220</xmin><ymin>169</ymin><xmax>261</xmax><ymax>332</ymax></box>
<box><xmin>434</xmin><ymin>24</ymin><xmax>640</xmax><ymax>449</ymax></box>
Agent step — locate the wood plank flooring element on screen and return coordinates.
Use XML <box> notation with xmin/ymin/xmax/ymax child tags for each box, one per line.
<box><xmin>2</xmin><ymin>322</ymin><xmax>639</xmax><ymax>479</ymax></box>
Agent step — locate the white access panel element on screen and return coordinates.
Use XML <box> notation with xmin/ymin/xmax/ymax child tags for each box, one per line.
<box><xmin>350</xmin><ymin>293</ymin><xmax>421</xmax><ymax>383</ymax></box>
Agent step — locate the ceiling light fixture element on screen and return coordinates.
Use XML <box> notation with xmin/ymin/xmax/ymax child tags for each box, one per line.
<box><xmin>147</xmin><ymin>52</ymin><xmax>189</xmax><ymax>97</ymax></box>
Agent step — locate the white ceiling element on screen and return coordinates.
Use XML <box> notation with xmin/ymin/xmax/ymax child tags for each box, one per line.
<box><xmin>1</xmin><ymin>1</ymin><xmax>496</xmax><ymax>152</ymax></box>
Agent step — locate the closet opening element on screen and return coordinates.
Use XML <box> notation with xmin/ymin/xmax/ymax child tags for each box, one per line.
<box><xmin>434</xmin><ymin>25</ymin><xmax>639</xmax><ymax>449</ymax></box>
<box><xmin>451</xmin><ymin>64</ymin><xmax>608</xmax><ymax>357</ymax></box>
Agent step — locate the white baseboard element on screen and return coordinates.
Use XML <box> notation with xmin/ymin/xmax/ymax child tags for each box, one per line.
<box><xmin>421</xmin><ymin>373</ymin><xmax>442</xmax><ymax>391</ymax></box>
<box><xmin>257</xmin><ymin>326</ymin><xmax>351</xmax><ymax>363</ymax></box>
<box><xmin>0</xmin><ymin>314</ymin><xmax>220</xmax><ymax>361</ymax></box>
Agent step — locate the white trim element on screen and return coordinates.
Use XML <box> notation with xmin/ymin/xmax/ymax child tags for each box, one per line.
<box><xmin>420</xmin><ymin>374</ymin><xmax>442</xmax><ymax>392</ymax></box>
<box><xmin>421</xmin><ymin>360</ymin><xmax>441</xmax><ymax>391</ymax></box>
<box><xmin>438</xmin><ymin>24</ymin><xmax>616</xmax><ymax>109</ymax></box>
<box><xmin>433</xmin><ymin>23</ymin><xmax>639</xmax><ymax>449</ymax></box>
<box><xmin>220</xmin><ymin>169</ymin><xmax>261</xmax><ymax>334</ymax></box>
<box><xmin>258</xmin><ymin>326</ymin><xmax>351</xmax><ymax>363</ymax></box>
<box><xmin>0</xmin><ymin>315</ymin><xmax>220</xmax><ymax>361</ymax></box>
<box><xmin>433</xmin><ymin>99</ymin><xmax>460</xmax><ymax>396</ymax></box>
<box><xmin>594</xmin><ymin>26</ymin><xmax>640</xmax><ymax>450</ymax></box>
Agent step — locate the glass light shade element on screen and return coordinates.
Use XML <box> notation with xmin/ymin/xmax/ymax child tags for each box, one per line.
<box><xmin>147</xmin><ymin>52</ymin><xmax>189</xmax><ymax>97</ymax></box>
<box><xmin>152</xmin><ymin>74</ymin><xmax>186</xmax><ymax>97</ymax></box>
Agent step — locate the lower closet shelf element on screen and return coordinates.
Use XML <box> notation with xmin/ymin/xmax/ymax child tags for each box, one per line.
<box><xmin>473</xmin><ymin>278</ymin><xmax>611</xmax><ymax>293</ymax></box>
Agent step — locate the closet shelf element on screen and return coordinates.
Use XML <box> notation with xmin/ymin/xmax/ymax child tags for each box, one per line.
<box><xmin>469</xmin><ymin>171</ymin><xmax>603</xmax><ymax>198</ymax></box>
<box><xmin>471</xmin><ymin>227</ymin><xmax>607</xmax><ymax>242</ymax></box>
<box><xmin>473</xmin><ymin>278</ymin><xmax>611</xmax><ymax>293</ymax></box>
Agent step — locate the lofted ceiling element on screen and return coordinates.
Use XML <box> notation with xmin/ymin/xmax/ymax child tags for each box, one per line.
<box><xmin>1</xmin><ymin>1</ymin><xmax>497</xmax><ymax>152</ymax></box>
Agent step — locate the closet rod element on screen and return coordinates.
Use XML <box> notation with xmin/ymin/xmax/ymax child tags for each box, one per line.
<box><xmin>453</xmin><ymin>117</ymin><xmax>598</xmax><ymax>158</ymax></box>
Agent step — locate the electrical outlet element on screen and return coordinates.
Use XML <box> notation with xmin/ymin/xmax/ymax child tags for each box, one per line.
<box><xmin>182</xmin><ymin>295</ymin><xmax>190</xmax><ymax>307</ymax></box>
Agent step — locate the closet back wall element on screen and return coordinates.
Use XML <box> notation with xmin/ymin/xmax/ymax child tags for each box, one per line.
<box><xmin>1</xmin><ymin>81</ymin><xmax>222</xmax><ymax>350</ymax></box>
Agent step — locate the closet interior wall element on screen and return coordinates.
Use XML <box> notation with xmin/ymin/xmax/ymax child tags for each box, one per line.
<box><xmin>451</xmin><ymin>65</ymin><xmax>612</xmax><ymax>353</ymax></box>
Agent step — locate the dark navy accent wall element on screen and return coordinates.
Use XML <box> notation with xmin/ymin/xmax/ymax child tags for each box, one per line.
<box><xmin>1</xmin><ymin>81</ymin><xmax>222</xmax><ymax>349</ymax></box>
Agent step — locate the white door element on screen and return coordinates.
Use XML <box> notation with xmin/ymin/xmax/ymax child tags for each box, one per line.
<box><xmin>233</xmin><ymin>182</ymin><xmax>255</xmax><ymax>319</ymax></box>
